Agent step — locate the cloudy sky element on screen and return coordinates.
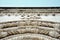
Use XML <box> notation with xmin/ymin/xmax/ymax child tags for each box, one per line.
<box><xmin>0</xmin><ymin>0</ymin><xmax>60</xmax><ymax>7</ymax></box>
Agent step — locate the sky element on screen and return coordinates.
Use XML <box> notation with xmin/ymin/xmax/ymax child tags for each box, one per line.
<box><xmin>0</xmin><ymin>0</ymin><xmax>60</xmax><ymax>7</ymax></box>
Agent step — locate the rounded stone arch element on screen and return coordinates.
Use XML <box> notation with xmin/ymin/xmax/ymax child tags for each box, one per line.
<box><xmin>1</xmin><ymin>34</ymin><xmax>59</xmax><ymax>40</ymax></box>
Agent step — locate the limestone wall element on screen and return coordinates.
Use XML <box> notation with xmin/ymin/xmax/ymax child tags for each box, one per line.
<box><xmin>0</xmin><ymin>7</ymin><xmax>60</xmax><ymax>40</ymax></box>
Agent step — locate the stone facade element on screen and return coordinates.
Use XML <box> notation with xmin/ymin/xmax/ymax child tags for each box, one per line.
<box><xmin>0</xmin><ymin>7</ymin><xmax>60</xmax><ymax>40</ymax></box>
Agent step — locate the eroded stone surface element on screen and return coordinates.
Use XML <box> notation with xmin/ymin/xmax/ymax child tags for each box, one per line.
<box><xmin>0</xmin><ymin>7</ymin><xmax>60</xmax><ymax>40</ymax></box>
<box><xmin>1</xmin><ymin>34</ymin><xmax>60</xmax><ymax>40</ymax></box>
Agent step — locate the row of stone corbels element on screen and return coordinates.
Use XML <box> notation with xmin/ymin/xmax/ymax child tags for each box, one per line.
<box><xmin>0</xmin><ymin>12</ymin><xmax>59</xmax><ymax>17</ymax></box>
<box><xmin>0</xmin><ymin>27</ymin><xmax>60</xmax><ymax>38</ymax></box>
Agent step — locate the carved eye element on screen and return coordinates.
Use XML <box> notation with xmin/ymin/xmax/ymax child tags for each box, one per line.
<box><xmin>52</xmin><ymin>14</ymin><xmax>55</xmax><ymax>16</ymax></box>
<box><xmin>37</xmin><ymin>14</ymin><xmax>40</xmax><ymax>16</ymax></box>
<box><xmin>8</xmin><ymin>14</ymin><xmax>10</xmax><ymax>16</ymax></box>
